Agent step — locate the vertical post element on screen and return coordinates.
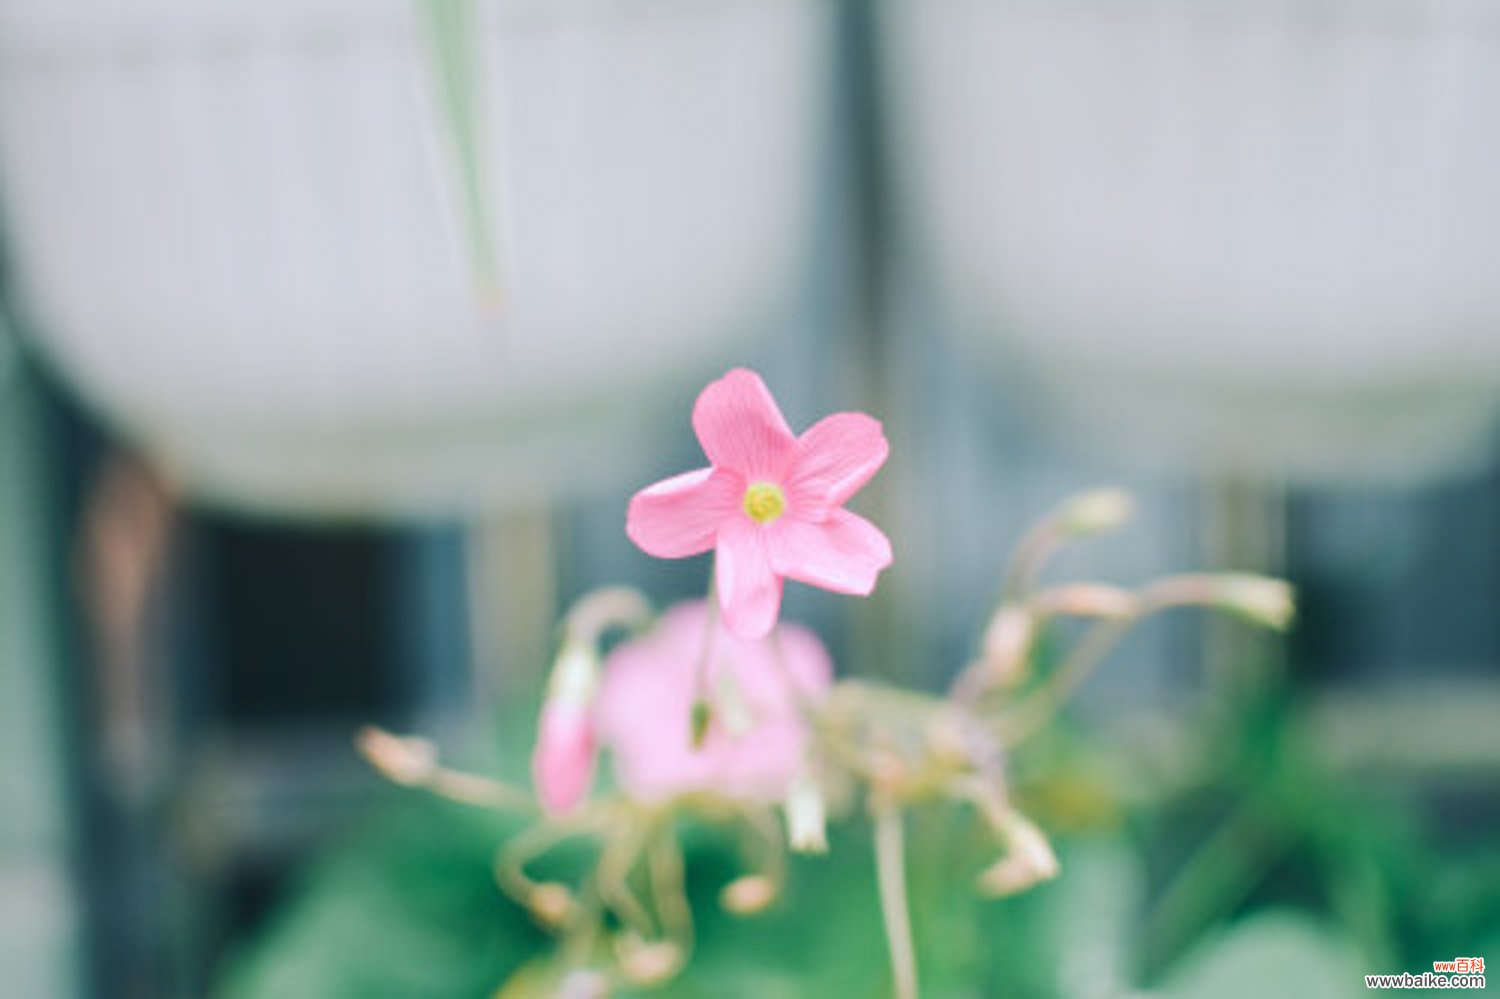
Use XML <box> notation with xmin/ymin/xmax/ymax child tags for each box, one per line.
<box><xmin>0</xmin><ymin>357</ymin><xmax>85</xmax><ymax>998</ymax></box>
<box><xmin>1200</xmin><ymin>474</ymin><xmax>1289</xmax><ymax>704</ymax></box>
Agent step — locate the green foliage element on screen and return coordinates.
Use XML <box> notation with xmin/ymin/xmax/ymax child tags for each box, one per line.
<box><xmin>221</xmin><ymin>789</ymin><xmax>1119</xmax><ymax>997</ymax></box>
<box><xmin>219</xmin><ymin>797</ymin><xmax>539</xmax><ymax>999</ymax></box>
<box><xmin>1161</xmin><ymin>913</ymin><xmax>1364</xmax><ymax>999</ymax></box>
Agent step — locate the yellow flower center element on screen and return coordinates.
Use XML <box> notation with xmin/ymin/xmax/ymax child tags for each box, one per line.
<box><xmin>742</xmin><ymin>482</ymin><xmax>786</xmax><ymax>525</ymax></box>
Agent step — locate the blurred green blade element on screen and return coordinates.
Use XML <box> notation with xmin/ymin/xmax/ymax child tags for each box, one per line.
<box><xmin>418</xmin><ymin>0</ymin><xmax>502</xmax><ymax>303</ymax></box>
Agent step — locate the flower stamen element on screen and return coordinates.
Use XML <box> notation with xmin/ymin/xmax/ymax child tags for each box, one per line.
<box><xmin>742</xmin><ymin>482</ymin><xmax>786</xmax><ymax>524</ymax></box>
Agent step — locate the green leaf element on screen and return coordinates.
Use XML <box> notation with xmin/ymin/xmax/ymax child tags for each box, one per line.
<box><xmin>1162</xmin><ymin>913</ymin><xmax>1365</xmax><ymax>999</ymax></box>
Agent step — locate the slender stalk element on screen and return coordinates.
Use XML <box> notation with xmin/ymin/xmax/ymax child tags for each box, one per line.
<box><xmin>1000</xmin><ymin>519</ymin><xmax>1064</xmax><ymax>605</ymax></box>
<box><xmin>563</xmin><ymin>586</ymin><xmax>652</xmax><ymax>648</ymax></box>
<box><xmin>691</xmin><ymin>573</ymin><xmax>720</xmax><ymax>745</ymax></box>
<box><xmin>494</xmin><ymin>808</ymin><xmax>610</xmax><ymax>901</ymax></box>
<box><xmin>648</xmin><ymin>826</ymin><xmax>694</xmax><ymax>947</ymax></box>
<box><xmin>873</xmin><ymin>802</ymin><xmax>919</xmax><ymax>999</ymax></box>
<box><xmin>596</xmin><ymin>824</ymin><xmax>655</xmax><ymax>939</ymax></box>
<box><xmin>356</xmin><ymin>726</ymin><xmax>535</xmax><ymax>812</ymax></box>
<box><xmin>418</xmin><ymin>767</ymin><xmax>536</xmax><ymax>811</ymax></box>
<box><xmin>737</xmin><ymin>803</ymin><xmax>788</xmax><ymax>887</ymax></box>
<box><xmin>996</xmin><ymin>575</ymin><xmax>1261</xmax><ymax>745</ymax></box>
<box><xmin>997</xmin><ymin>615</ymin><xmax>1135</xmax><ymax>746</ymax></box>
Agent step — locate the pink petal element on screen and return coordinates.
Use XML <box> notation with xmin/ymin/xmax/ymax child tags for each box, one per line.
<box><xmin>715</xmin><ymin>519</ymin><xmax>784</xmax><ymax>639</ymax></box>
<box><xmin>768</xmin><ymin>508</ymin><xmax>893</xmax><ymax>596</ymax></box>
<box><xmin>595</xmin><ymin>601</ymin><xmax>833</xmax><ymax>803</ymax></box>
<box><xmin>692</xmin><ymin>369</ymin><xmax>796</xmax><ymax>480</ymax></box>
<box><xmin>532</xmin><ymin>700</ymin><xmax>597</xmax><ymax>815</ymax></box>
<box><xmin>787</xmin><ymin>412</ymin><xmax>889</xmax><ymax>511</ymax></box>
<box><xmin>626</xmin><ymin>467</ymin><xmax>740</xmax><ymax>558</ymax></box>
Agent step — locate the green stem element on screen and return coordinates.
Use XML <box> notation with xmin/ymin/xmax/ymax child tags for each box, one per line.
<box><xmin>996</xmin><ymin>575</ymin><xmax>1263</xmax><ymax>744</ymax></box>
<box><xmin>1141</xmin><ymin>802</ymin><xmax>1288</xmax><ymax>980</ymax></box>
<box><xmin>873</xmin><ymin>801</ymin><xmax>919</xmax><ymax>999</ymax></box>
<box><xmin>692</xmin><ymin>574</ymin><xmax>720</xmax><ymax>746</ymax></box>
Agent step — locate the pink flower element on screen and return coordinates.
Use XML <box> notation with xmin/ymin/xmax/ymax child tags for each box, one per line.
<box><xmin>626</xmin><ymin>368</ymin><xmax>893</xmax><ymax>640</ymax></box>
<box><xmin>532</xmin><ymin>698</ymin><xmax>597</xmax><ymax>816</ymax></box>
<box><xmin>595</xmin><ymin>601</ymin><xmax>832</xmax><ymax>803</ymax></box>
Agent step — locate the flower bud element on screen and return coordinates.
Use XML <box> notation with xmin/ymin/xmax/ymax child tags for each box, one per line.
<box><xmin>526</xmin><ymin>883</ymin><xmax>577</xmax><ymax>929</ymax></box>
<box><xmin>557</xmin><ymin>970</ymin><xmax>611</xmax><ymax>999</ymax></box>
<box><xmin>1217</xmin><ymin>574</ymin><xmax>1295</xmax><ymax>630</ymax></box>
<box><xmin>532</xmin><ymin>700</ymin><xmax>597</xmax><ymax>816</ymax></box>
<box><xmin>719</xmin><ymin>874</ymin><xmax>778</xmax><ymax>915</ymax></box>
<box><xmin>548</xmin><ymin>641</ymin><xmax>600</xmax><ymax>704</ymax></box>
<box><xmin>784</xmin><ymin>771</ymin><xmax>828</xmax><ymax>854</ymax></box>
<box><xmin>977</xmin><ymin>813</ymin><xmax>1060</xmax><ymax>898</ymax></box>
<box><xmin>1056</xmin><ymin>488</ymin><xmax>1133</xmax><ymax>538</ymax></box>
<box><xmin>615</xmin><ymin>934</ymin><xmax>683</xmax><ymax>987</ymax></box>
<box><xmin>356</xmin><ymin>727</ymin><xmax>437</xmax><ymax>785</ymax></box>
<box><xmin>532</xmin><ymin>641</ymin><xmax>602</xmax><ymax>815</ymax></box>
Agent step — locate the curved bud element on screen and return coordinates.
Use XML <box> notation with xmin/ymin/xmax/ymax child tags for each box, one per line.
<box><xmin>978</xmin><ymin>812</ymin><xmax>1060</xmax><ymax>898</ymax></box>
<box><xmin>532</xmin><ymin>641</ymin><xmax>601</xmax><ymax>815</ymax></box>
<box><xmin>615</xmin><ymin>934</ymin><xmax>683</xmax><ymax>987</ymax></box>
<box><xmin>532</xmin><ymin>700</ymin><xmax>597</xmax><ymax>816</ymax></box>
<box><xmin>356</xmin><ymin>727</ymin><xmax>437</xmax><ymax>785</ymax></box>
<box><xmin>557</xmin><ymin>970</ymin><xmax>611</xmax><ymax>999</ymax></box>
<box><xmin>526</xmin><ymin>882</ymin><xmax>577</xmax><ymax>929</ymax></box>
<box><xmin>719</xmin><ymin>874</ymin><xmax>778</xmax><ymax>915</ymax></box>
<box><xmin>1217</xmin><ymin>574</ymin><xmax>1296</xmax><ymax>631</ymax></box>
<box><xmin>784</xmin><ymin>770</ymin><xmax>828</xmax><ymax>854</ymax></box>
<box><xmin>1056</xmin><ymin>488</ymin><xmax>1133</xmax><ymax>538</ymax></box>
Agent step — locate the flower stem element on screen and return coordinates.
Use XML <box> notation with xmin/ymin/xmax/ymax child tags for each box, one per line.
<box><xmin>648</xmin><ymin>824</ymin><xmax>694</xmax><ymax>947</ymax></box>
<box><xmin>997</xmin><ymin>574</ymin><xmax>1262</xmax><ymax>744</ymax></box>
<box><xmin>692</xmin><ymin>574</ymin><xmax>720</xmax><ymax>746</ymax></box>
<box><xmin>998</xmin><ymin>614</ymin><xmax>1135</xmax><ymax>745</ymax></box>
<box><xmin>873</xmin><ymin>801</ymin><xmax>919</xmax><ymax>999</ymax></box>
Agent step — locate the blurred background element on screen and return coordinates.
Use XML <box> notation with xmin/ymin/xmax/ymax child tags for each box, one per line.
<box><xmin>1</xmin><ymin>0</ymin><xmax>1498</xmax><ymax>995</ymax></box>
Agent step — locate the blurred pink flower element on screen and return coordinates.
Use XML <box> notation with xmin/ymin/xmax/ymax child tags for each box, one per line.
<box><xmin>532</xmin><ymin>698</ymin><xmax>597</xmax><ymax>816</ymax></box>
<box><xmin>626</xmin><ymin>368</ymin><xmax>892</xmax><ymax>640</ymax></box>
<box><xmin>595</xmin><ymin>601</ymin><xmax>832</xmax><ymax>802</ymax></box>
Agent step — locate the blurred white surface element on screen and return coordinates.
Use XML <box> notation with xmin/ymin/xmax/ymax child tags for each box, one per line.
<box><xmin>885</xmin><ymin>0</ymin><xmax>1500</xmax><ymax>483</ymax></box>
<box><xmin>0</xmin><ymin>0</ymin><xmax>829</xmax><ymax>516</ymax></box>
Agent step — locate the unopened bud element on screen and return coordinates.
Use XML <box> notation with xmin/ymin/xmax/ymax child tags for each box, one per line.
<box><xmin>534</xmin><ymin>641</ymin><xmax>603</xmax><ymax>815</ymax></box>
<box><xmin>557</xmin><ymin>970</ymin><xmax>611</xmax><ymax>999</ymax></box>
<box><xmin>977</xmin><ymin>813</ymin><xmax>1060</xmax><ymax>898</ymax></box>
<box><xmin>980</xmin><ymin>606</ymin><xmax>1034</xmax><ymax>687</ymax></box>
<box><xmin>1217</xmin><ymin>574</ymin><xmax>1295</xmax><ymax>630</ymax></box>
<box><xmin>615</xmin><ymin>934</ymin><xmax>682</xmax><ymax>987</ymax></box>
<box><xmin>533</xmin><ymin>699</ymin><xmax>597</xmax><ymax>815</ymax></box>
<box><xmin>719</xmin><ymin>874</ymin><xmax>778</xmax><ymax>915</ymax></box>
<box><xmin>784</xmin><ymin>771</ymin><xmax>828</xmax><ymax>854</ymax></box>
<box><xmin>356</xmin><ymin>727</ymin><xmax>437</xmax><ymax>785</ymax></box>
<box><xmin>1056</xmin><ymin>489</ymin><xmax>1133</xmax><ymax>538</ymax></box>
<box><xmin>527</xmin><ymin>883</ymin><xmax>577</xmax><ymax>929</ymax></box>
<box><xmin>548</xmin><ymin>641</ymin><xmax>600</xmax><ymax>705</ymax></box>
